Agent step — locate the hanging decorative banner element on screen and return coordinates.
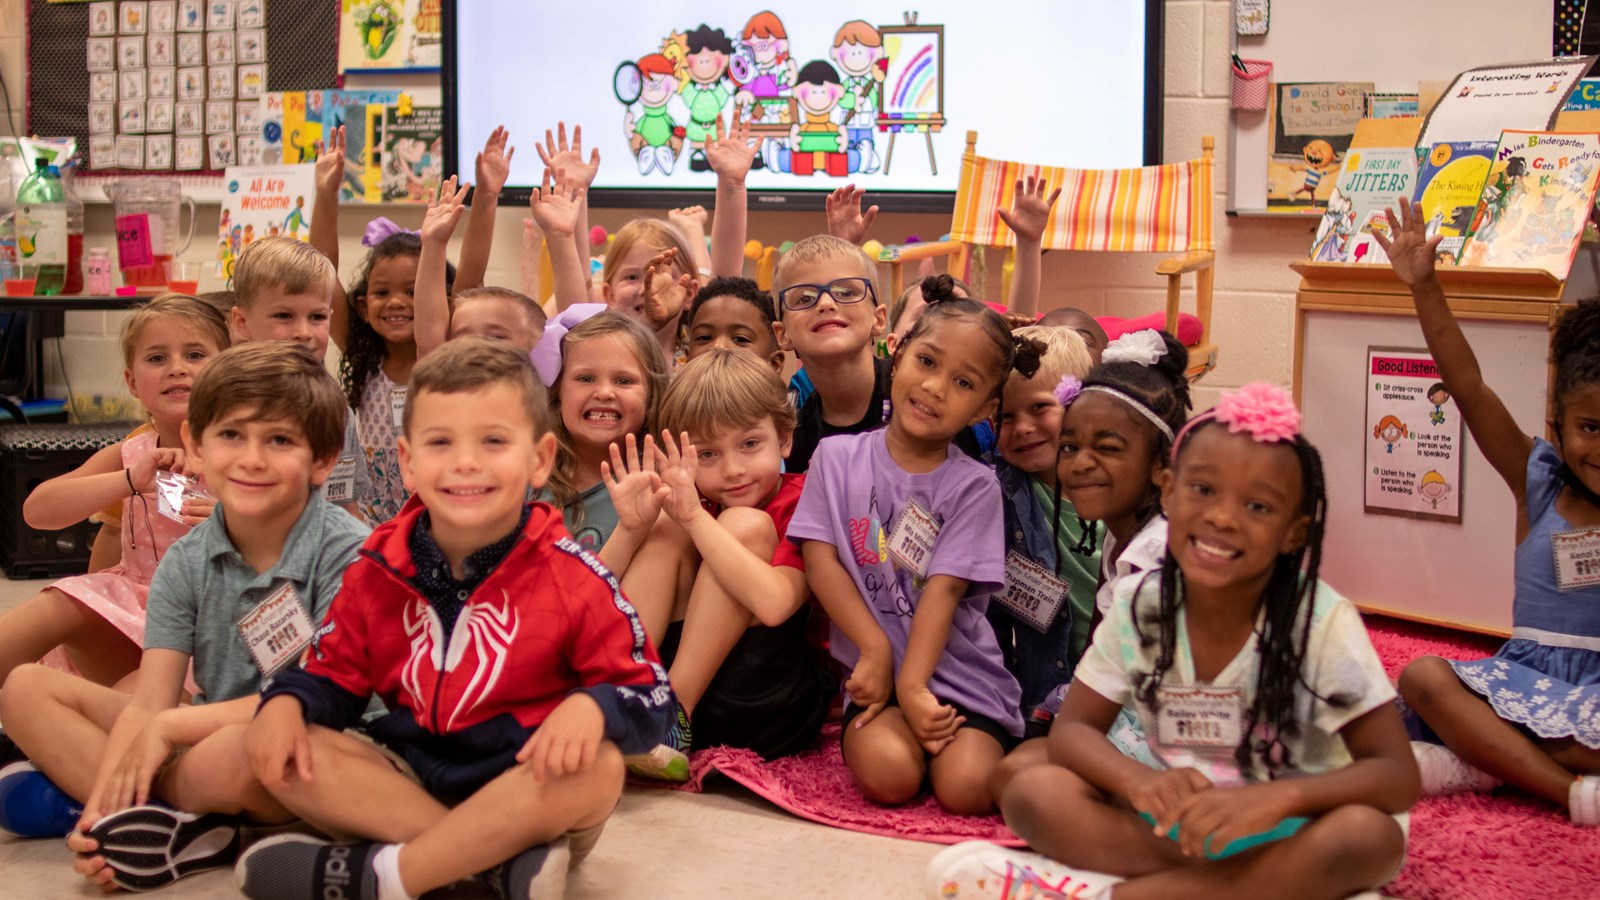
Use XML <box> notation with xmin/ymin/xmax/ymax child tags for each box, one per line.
<box><xmin>1364</xmin><ymin>347</ymin><xmax>1463</xmax><ymax>524</ymax></box>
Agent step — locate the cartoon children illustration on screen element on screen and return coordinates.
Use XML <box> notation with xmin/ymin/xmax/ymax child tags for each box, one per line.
<box><xmin>1417</xmin><ymin>470</ymin><xmax>1453</xmax><ymax>510</ymax></box>
<box><xmin>733</xmin><ymin>12</ymin><xmax>795</xmax><ymax>134</ymax></box>
<box><xmin>625</xmin><ymin>53</ymin><xmax>686</xmax><ymax>175</ymax></box>
<box><xmin>1427</xmin><ymin>382</ymin><xmax>1450</xmax><ymax>426</ymax></box>
<box><xmin>1373</xmin><ymin>415</ymin><xmax>1409</xmax><ymax>454</ymax></box>
<box><xmin>682</xmin><ymin>24</ymin><xmax>736</xmax><ymax>172</ymax></box>
<box><xmin>783</xmin><ymin>61</ymin><xmax>852</xmax><ymax>177</ymax></box>
<box><xmin>832</xmin><ymin>21</ymin><xmax>885</xmax><ymax>175</ymax></box>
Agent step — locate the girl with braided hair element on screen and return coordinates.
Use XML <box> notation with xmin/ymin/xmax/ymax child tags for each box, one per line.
<box><xmin>933</xmin><ymin>384</ymin><xmax>1417</xmax><ymax>900</ymax></box>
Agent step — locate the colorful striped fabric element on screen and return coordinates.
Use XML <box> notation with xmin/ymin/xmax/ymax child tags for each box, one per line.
<box><xmin>951</xmin><ymin>153</ymin><xmax>1214</xmax><ymax>253</ymax></box>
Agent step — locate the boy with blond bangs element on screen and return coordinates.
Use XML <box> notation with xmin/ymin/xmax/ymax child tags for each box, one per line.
<box><xmin>449</xmin><ymin>286</ymin><xmax>546</xmax><ymax>351</ymax></box>
<box><xmin>770</xmin><ymin>234</ymin><xmax>888</xmax><ymax>473</ymax></box>
<box><xmin>233</xmin><ymin>338</ymin><xmax>674</xmax><ymax>900</ymax></box>
<box><xmin>601</xmin><ymin>349</ymin><xmax>832</xmax><ymax>779</ymax></box>
<box><xmin>229</xmin><ymin>235</ymin><xmax>367</xmax><ymax>518</ymax></box>
<box><xmin>0</xmin><ymin>343</ymin><xmax>367</xmax><ymax>891</ymax></box>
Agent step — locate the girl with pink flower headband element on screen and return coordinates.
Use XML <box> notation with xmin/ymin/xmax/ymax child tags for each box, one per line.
<box><xmin>935</xmin><ymin>383</ymin><xmax>1419</xmax><ymax>900</ymax></box>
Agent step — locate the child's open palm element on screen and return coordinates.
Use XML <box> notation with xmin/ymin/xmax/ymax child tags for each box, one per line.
<box><xmin>1374</xmin><ymin>198</ymin><xmax>1443</xmax><ymax>287</ymax></box>
<box><xmin>535</xmin><ymin>122</ymin><xmax>601</xmax><ymax>189</ymax></box>
<box><xmin>601</xmin><ymin>433</ymin><xmax>662</xmax><ymax>534</ymax></box>
<box><xmin>314</xmin><ymin>125</ymin><xmax>346</xmax><ymax>196</ymax></box>
<box><xmin>706</xmin><ymin>112</ymin><xmax>759</xmax><ymax>181</ymax></box>
<box><xmin>474</xmin><ymin>125</ymin><xmax>515</xmax><ymax>196</ymax></box>
<box><xmin>653</xmin><ymin>430</ymin><xmax>705</xmax><ymax>525</ymax></box>
<box><xmin>420</xmin><ymin>176</ymin><xmax>468</xmax><ymax>246</ymax></box>
<box><xmin>642</xmin><ymin>248</ymin><xmax>696</xmax><ymax>330</ymax></box>
<box><xmin>529</xmin><ymin>168</ymin><xmax>583</xmax><ymax>237</ymax></box>
<box><xmin>997</xmin><ymin>175</ymin><xmax>1061</xmax><ymax>243</ymax></box>
<box><xmin>825</xmin><ymin>184</ymin><xmax>879</xmax><ymax>245</ymax></box>
<box><xmin>667</xmin><ymin>205</ymin><xmax>708</xmax><ymax>234</ymax></box>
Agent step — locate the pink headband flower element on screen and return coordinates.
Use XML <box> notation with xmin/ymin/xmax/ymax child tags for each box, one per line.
<box><xmin>1172</xmin><ymin>382</ymin><xmax>1300</xmax><ymax>460</ymax></box>
<box><xmin>1054</xmin><ymin>375</ymin><xmax>1083</xmax><ymax>406</ymax></box>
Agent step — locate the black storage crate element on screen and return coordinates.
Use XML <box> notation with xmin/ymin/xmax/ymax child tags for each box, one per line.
<box><xmin>0</xmin><ymin>424</ymin><xmax>135</xmax><ymax>579</ymax></box>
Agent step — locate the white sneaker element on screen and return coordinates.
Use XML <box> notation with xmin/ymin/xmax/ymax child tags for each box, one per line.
<box><xmin>1570</xmin><ymin>775</ymin><xmax>1600</xmax><ymax>826</ymax></box>
<box><xmin>925</xmin><ymin>841</ymin><xmax>1121</xmax><ymax>899</ymax></box>
<box><xmin>1411</xmin><ymin>742</ymin><xmax>1501</xmax><ymax>796</ymax></box>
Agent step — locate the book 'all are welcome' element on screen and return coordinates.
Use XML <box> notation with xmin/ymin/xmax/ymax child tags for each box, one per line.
<box><xmin>1308</xmin><ymin>148</ymin><xmax>1417</xmax><ymax>264</ymax></box>
<box><xmin>1461</xmin><ymin>130</ymin><xmax>1600</xmax><ymax>280</ymax></box>
<box><xmin>217</xmin><ymin>164</ymin><xmax>317</xmax><ymax>279</ymax></box>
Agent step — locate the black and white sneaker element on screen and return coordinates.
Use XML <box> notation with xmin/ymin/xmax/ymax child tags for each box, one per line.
<box><xmin>87</xmin><ymin>805</ymin><xmax>241</xmax><ymax>891</ymax></box>
<box><xmin>235</xmin><ymin>835</ymin><xmax>383</xmax><ymax>900</ymax></box>
<box><xmin>480</xmin><ymin>836</ymin><xmax>571</xmax><ymax>900</ymax></box>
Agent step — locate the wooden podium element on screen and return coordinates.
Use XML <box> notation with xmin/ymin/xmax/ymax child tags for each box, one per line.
<box><xmin>1291</xmin><ymin>253</ymin><xmax>1597</xmax><ymax>636</ymax></box>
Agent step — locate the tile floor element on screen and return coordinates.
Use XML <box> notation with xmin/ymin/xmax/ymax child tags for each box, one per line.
<box><xmin>0</xmin><ymin>573</ymin><xmax>942</xmax><ymax>899</ymax></box>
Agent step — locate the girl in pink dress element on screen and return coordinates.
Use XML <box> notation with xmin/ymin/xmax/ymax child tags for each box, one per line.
<box><xmin>0</xmin><ymin>295</ymin><xmax>228</xmax><ymax>689</ymax></box>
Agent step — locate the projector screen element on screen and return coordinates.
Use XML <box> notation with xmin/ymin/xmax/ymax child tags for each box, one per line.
<box><xmin>444</xmin><ymin>1</ymin><xmax>1162</xmax><ymax>210</ymax></box>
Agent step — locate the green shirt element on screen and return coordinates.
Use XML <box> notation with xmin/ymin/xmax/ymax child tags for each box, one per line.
<box><xmin>1030</xmin><ymin>475</ymin><xmax>1102</xmax><ymax>666</ymax></box>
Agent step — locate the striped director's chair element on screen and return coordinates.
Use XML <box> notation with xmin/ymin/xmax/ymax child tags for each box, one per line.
<box><xmin>883</xmin><ymin>131</ymin><xmax>1218</xmax><ymax>381</ymax></box>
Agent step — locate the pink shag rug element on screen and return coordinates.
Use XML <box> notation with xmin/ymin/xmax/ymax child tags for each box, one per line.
<box><xmin>657</xmin><ymin>616</ymin><xmax>1595</xmax><ymax>897</ymax></box>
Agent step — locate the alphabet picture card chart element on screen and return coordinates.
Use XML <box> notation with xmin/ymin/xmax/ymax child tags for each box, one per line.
<box><xmin>1364</xmin><ymin>347</ymin><xmax>1463</xmax><ymax>524</ymax></box>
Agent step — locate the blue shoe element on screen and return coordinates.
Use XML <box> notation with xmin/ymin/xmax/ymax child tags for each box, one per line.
<box><xmin>0</xmin><ymin>761</ymin><xmax>84</xmax><ymax>838</ymax></box>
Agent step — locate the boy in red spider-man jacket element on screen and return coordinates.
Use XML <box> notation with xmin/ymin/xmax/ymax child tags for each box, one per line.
<box><xmin>236</xmin><ymin>337</ymin><xmax>675</xmax><ymax>900</ymax></box>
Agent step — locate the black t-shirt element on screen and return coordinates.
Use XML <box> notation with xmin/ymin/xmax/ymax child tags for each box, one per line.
<box><xmin>786</xmin><ymin>356</ymin><xmax>984</xmax><ymax>473</ymax></box>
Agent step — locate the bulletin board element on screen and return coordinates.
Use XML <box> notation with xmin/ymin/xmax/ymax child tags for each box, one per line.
<box><xmin>26</xmin><ymin>0</ymin><xmax>338</xmax><ymax>176</ymax></box>
<box><xmin>1229</xmin><ymin>0</ymin><xmax>1555</xmax><ymax>213</ymax></box>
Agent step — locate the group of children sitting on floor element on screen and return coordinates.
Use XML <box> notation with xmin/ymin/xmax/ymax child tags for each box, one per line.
<box><xmin>0</xmin><ymin>122</ymin><xmax>1595</xmax><ymax>900</ymax></box>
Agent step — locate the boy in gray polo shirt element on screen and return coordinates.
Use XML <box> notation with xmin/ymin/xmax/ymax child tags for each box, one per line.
<box><xmin>0</xmin><ymin>342</ymin><xmax>368</xmax><ymax>891</ymax></box>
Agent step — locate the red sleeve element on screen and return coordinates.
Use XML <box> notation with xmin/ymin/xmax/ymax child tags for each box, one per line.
<box><xmin>766</xmin><ymin>473</ymin><xmax>807</xmax><ymax>572</ymax></box>
<box><xmin>301</xmin><ymin>556</ymin><xmax>377</xmax><ymax>702</ymax></box>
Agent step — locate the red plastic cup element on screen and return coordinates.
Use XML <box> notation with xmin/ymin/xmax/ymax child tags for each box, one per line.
<box><xmin>167</xmin><ymin>280</ymin><xmax>200</xmax><ymax>294</ymax></box>
<box><xmin>4</xmin><ymin>278</ymin><xmax>37</xmax><ymax>297</ymax></box>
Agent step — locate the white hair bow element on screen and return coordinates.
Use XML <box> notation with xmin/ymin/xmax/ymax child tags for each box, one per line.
<box><xmin>1100</xmin><ymin>329</ymin><xmax>1167</xmax><ymax>367</ymax></box>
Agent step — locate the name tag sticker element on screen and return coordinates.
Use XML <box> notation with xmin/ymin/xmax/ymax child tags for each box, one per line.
<box><xmin>390</xmin><ymin>386</ymin><xmax>407</xmax><ymax>428</ymax></box>
<box><xmin>1552</xmin><ymin>526</ymin><xmax>1600</xmax><ymax>591</ymax></box>
<box><xmin>887</xmin><ymin>497</ymin><xmax>940</xmax><ymax>579</ymax></box>
<box><xmin>1157</xmin><ymin>685</ymin><xmax>1244</xmax><ymax>750</ymax></box>
<box><xmin>237</xmin><ymin>581</ymin><xmax>315</xmax><ymax>676</ymax></box>
<box><xmin>155</xmin><ymin>470</ymin><xmax>211</xmax><ymax>523</ymax></box>
<box><xmin>325</xmin><ymin>454</ymin><xmax>357</xmax><ymax>504</ymax></box>
<box><xmin>995</xmin><ymin>551</ymin><xmax>1071</xmax><ymax>632</ymax></box>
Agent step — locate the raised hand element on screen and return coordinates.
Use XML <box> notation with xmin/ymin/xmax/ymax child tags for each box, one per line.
<box><xmin>641</xmin><ymin>247</ymin><xmax>697</xmax><ymax>329</ymax></box>
<box><xmin>825</xmin><ymin>184</ymin><xmax>879</xmax><ymax>245</ymax></box>
<box><xmin>667</xmin><ymin>205</ymin><xmax>709</xmax><ymax>234</ymax></box>
<box><xmin>601</xmin><ymin>434</ymin><xmax>663</xmax><ymax>535</ymax></box>
<box><xmin>528</xmin><ymin>168</ymin><xmax>583</xmax><ymax>238</ymax></box>
<box><xmin>420</xmin><ymin>175</ymin><xmax>468</xmax><ymax>246</ymax></box>
<box><xmin>314</xmin><ymin>125</ymin><xmax>346</xmax><ymax>196</ymax></box>
<box><xmin>653</xmin><ymin>430</ymin><xmax>705</xmax><ymax>525</ymax></box>
<box><xmin>706</xmin><ymin>112</ymin><xmax>759</xmax><ymax>182</ymax></box>
<box><xmin>1374</xmin><ymin>198</ymin><xmax>1443</xmax><ymax>288</ymax></box>
<box><xmin>997</xmin><ymin>174</ymin><xmax>1060</xmax><ymax>243</ymax></box>
<box><xmin>534</xmin><ymin>122</ymin><xmax>601</xmax><ymax>189</ymax></box>
<box><xmin>474</xmin><ymin>125</ymin><xmax>515</xmax><ymax>196</ymax></box>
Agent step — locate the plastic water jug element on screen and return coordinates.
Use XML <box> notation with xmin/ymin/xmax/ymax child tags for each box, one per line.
<box><xmin>104</xmin><ymin>178</ymin><xmax>196</xmax><ymax>290</ymax></box>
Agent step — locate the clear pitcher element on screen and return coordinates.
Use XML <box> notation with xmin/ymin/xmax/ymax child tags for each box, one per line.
<box><xmin>104</xmin><ymin>178</ymin><xmax>195</xmax><ymax>289</ymax></box>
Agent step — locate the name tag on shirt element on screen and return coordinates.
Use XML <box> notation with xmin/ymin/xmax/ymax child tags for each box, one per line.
<box><xmin>390</xmin><ymin>386</ymin><xmax>408</xmax><ymax>428</ymax></box>
<box><xmin>994</xmin><ymin>551</ymin><xmax>1071</xmax><ymax>633</ymax></box>
<box><xmin>1552</xmin><ymin>526</ymin><xmax>1600</xmax><ymax>591</ymax></box>
<box><xmin>237</xmin><ymin>581</ymin><xmax>315</xmax><ymax>676</ymax></box>
<box><xmin>324</xmin><ymin>454</ymin><xmax>357</xmax><ymax>504</ymax></box>
<box><xmin>155</xmin><ymin>470</ymin><xmax>210</xmax><ymax>524</ymax></box>
<box><xmin>887</xmin><ymin>497</ymin><xmax>940</xmax><ymax>579</ymax></box>
<box><xmin>1157</xmin><ymin>685</ymin><xmax>1244</xmax><ymax>750</ymax></box>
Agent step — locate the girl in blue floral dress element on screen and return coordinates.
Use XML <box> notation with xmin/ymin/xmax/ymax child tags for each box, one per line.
<box><xmin>1381</xmin><ymin>199</ymin><xmax>1600</xmax><ymax>824</ymax></box>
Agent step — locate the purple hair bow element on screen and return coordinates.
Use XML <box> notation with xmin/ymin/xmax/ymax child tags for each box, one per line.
<box><xmin>362</xmin><ymin>216</ymin><xmax>419</xmax><ymax>247</ymax></box>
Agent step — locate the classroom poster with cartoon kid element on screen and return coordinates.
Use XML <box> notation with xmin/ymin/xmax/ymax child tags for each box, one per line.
<box><xmin>1365</xmin><ymin>347</ymin><xmax>1463</xmax><ymax>523</ymax></box>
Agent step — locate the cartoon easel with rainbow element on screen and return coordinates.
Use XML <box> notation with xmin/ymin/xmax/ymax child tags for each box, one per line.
<box><xmin>877</xmin><ymin>13</ymin><xmax>945</xmax><ymax>176</ymax></box>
